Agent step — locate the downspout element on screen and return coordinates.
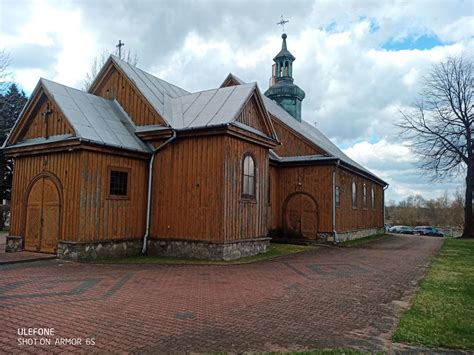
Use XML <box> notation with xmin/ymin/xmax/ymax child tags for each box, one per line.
<box><xmin>332</xmin><ymin>159</ymin><xmax>340</xmax><ymax>244</ymax></box>
<box><xmin>141</xmin><ymin>130</ymin><xmax>177</xmax><ymax>254</ymax></box>
<box><xmin>383</xmin><ymin>184</ymin><xmax>389</xmax><ymax>232</ymax></box>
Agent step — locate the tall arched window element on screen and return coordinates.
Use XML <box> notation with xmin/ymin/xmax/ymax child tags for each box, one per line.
<box><xmin>371</xmin><ymin>186</ymin><xmax>375</xmax><ymax>209</ymax></box>
<box><xmin>352</xmin><ymin>181</ymin><xmax>357</xmax><ymax>208</ymax></box>
<box><xmin>363</xmin><ymin>183</ymin><xmax>368</xmax><ymax>209</ymax></box>
<box><xmin>242</xmin><ymin>154</ymin><xmax>256</xmax><ymax>199</ymax></box>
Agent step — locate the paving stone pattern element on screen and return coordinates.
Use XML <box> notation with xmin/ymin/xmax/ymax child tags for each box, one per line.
<box><xmin>0</xmin><ymin>235</ymin><xmax>443</xmax><ymax>353</ymax></box>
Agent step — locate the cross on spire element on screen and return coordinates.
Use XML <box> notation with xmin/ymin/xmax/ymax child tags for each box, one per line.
<box><xmin>116</xmin><ymin>40</ymin><xmax>125</xmax><ymax>59</ymax></box>
<box><xmin>276</xmin><ymin>15</ymin><xmax>289</xmax><ymax>32</ymax></box>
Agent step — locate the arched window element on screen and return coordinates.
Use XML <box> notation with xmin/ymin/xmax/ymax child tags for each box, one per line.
<box><xmin>242</xmin><ymin>154</ymin><xmax>256</xmax><ymax>199</ymax></box>
<box><xmin>352</xmin><ymin>181</ymin><xmax>357</xmax><ymax>208</ymax></box>
<box><xmin>371</xmin><ymin>186</ymin><xmax>375</xmax><ymax>209</ymax></box>
<box><xmin>363</xmin><ymin>183</ymin><xmax>368</xmax><ymax>209</ymax></box>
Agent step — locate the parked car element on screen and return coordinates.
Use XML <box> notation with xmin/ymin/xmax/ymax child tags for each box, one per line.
<box><xmin>389</xmin><ymin>225</ymin><xmax>415</xmax><ymax>234</ymax></box>
<box><xmin>414</xmin><ymin>226</ymin><xmax>444</xmax><ymax>237</ymax></box>
<box><xmin>384</xmin><ymin>223</ymin><xmax>391</xmax><ymax>231</ymax></box>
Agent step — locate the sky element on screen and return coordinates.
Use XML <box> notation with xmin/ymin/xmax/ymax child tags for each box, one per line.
<box><xmin>1</xmin><ymin>0</ymin><xmax>473</xmax><ymax>203</ymax></box>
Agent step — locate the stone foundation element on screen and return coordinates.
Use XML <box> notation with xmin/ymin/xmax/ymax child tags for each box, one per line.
<box><xmin>57</xmin><ymin>238</ymin><xmax>142</xmax><ymax>261</ymax></box>
<box><xmin>335</xmin><ymin>228</ymin><xmax>385</xmax><ymax>243</ymax></box>
<box><xmin>5</xmin><ymin>236</ymin><xmax>23</xmax><ymax>252</ymax></box>
<box><xmin>147</xmin><ymin>237</ymin><xmax>270</xmax><ymax>261</ymax></box>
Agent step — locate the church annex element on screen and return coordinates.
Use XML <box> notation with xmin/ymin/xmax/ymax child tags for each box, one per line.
<box><xmin>4</xmin><ymin>34</ymin><xmax>387</xmax><ymax>260</ymax></box>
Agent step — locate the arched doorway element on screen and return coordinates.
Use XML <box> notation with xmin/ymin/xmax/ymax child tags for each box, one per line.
<box><xmin>24</xmin><ymin>175</ymin><xmax>61</xmax><ymax>253</ymax></box>
<box><xmin>283</xmin><ymin>192</ymin><xmax>318</xmax><ymax>239</ymax></box>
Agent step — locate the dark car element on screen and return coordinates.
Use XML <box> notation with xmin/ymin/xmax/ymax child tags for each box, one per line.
<box><xmin>389</xmin><ymin>225</ymin><xmax>415</xmax><ymax>234</ymax></box>
<box><xmin>414</xmin><ymin>226</ymin><xmax>444</xmax><ymax>237</ymax></box>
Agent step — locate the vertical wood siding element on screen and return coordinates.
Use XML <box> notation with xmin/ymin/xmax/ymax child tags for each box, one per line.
<box><xmin>268</xmin><ymin>165</ymin><xmax>281</xmax><ymax>230</ymax></box>
<box><xmin>151</xmin><ymin>136</ymin><xmax>225</xmax><ymax>241</ymax></box>
<box><xmin>77</xmin><ymin>151</ymin><xmax>148</xmax><ymax>241</ymax></box>
<box><xmin>277</xmin><ymin>165</ymin><xmax>334</xmax><ymax>233</ymax></box>
<box><xmin>91</xmin><ymin>66</ymin><xmax>166</xmax><ymax>126</ymax></box>
<box><xmin>10</xmin><ymin>150</ymin><xmax>148</xmax><ymax>243</ymax></box>
<box><xmin>9</xmin><ymin>152</ymin><xmax>81</xmax><ymax>241</ymax></box>
<box><xmin>271</xmin><ymin>117</ymin><xmax>324</xmax><ymax>157</ymax></box>
<box><xmin>223</xmin><ymin>136</ymin><xmax>268</xmax><ymax>241</ymax></box>
<box><xmin>20</xmin><ymin>93</ymin><xmax>74</xmax><ymax>141</ymax></box>
<box><xmin>236</xmin><ymin>95</ymin><xmax>268</xmax><ymax>136</ymax></box>
<box><xmin>335</xmin><ymin>168</ymin><xmax>384</xmax><ymax>232</ymax></box>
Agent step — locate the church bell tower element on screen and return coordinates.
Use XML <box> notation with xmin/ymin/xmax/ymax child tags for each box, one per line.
<box><xmin>264</xmin><ymin>33</ymin><xmax>305</xmax><ymax>121</ymax></box>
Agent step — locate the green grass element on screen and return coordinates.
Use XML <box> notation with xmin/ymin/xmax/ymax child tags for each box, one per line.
<box><xmin>393</xmin><ymin>238</ymin><xmax>474</xmax><ymax>349</ymax></box>
<box><xmin>339</xmin><ymin>233</ymin><xmax>387</xmax><ymax>247</ymax></box>
<box><xmin>92</xmin><ymin>243</ymin><xmax>312</xmax><ymax>265</ymax></box>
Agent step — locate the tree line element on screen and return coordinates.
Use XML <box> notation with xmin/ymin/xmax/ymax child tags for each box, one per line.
<box><xmin>386</xmin><ymin>192</ymin><xmax>464</xmax><ymax>228</ymax></box>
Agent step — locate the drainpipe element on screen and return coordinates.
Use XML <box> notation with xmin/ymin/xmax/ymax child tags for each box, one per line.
<box><xmin>332</xmin><ymin>159</ymin><xmax>340</xmax><ymax>244</ymax></box>
<box><xmin>141</xmin><ymin>130</ymin><xmax>177</xmax><ymax>254</ymax></box>
<box><xmin>383</xmin><ymin>184</ymin><xmax>389</xmax><ymax>232</ymax></box>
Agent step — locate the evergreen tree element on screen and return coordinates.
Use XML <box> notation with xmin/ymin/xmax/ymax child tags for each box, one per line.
<box><xmin>0</xmin><ymin>83</ymin><xmax>28</xmax><ymax>205</ymax></box>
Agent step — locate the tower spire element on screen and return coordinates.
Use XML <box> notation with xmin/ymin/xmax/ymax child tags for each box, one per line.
<box><xmin>264</xmin><ymin>32</ymin><xmax>305</xmax><ymax>121</ymax></box>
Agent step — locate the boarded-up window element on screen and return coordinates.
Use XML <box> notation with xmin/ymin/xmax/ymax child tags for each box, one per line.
<box><xmin>242</xmin><ymin>154</ymin><xmax>256</xmax><ymax>199</ymax></box>
<box><xmin>335</xmin><ymin>186</ymin><xmax>340</xmax><ymax>208</ymax></box>
<box><xmin>363</xmin><ymin>183</ymin><xmax>368</xmax><ymax>209</ymax></box>
<box><xmin>352</xmin><ymin>181</ymin><xmax>357</xmax><ymax>208</ymax></box>
<box><xmin>109</xmin><ymin>169</ymin><xmax>129</xmax><ymax>197</ymax></box>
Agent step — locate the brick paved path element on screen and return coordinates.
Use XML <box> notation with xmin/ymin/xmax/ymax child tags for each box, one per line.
<box><xmin>0</xmin><ymin>235</ymin><xmax>442</xmax><ymax>353</ymax></box>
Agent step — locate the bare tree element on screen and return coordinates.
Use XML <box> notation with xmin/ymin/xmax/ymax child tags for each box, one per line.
<box><xmin>398</xmin><ymin>56</ymin><xmax>473</xmax><ymax>237</ymax></box>
<box><xmin>83</xmin><ymin>48</ymin><xmax>138</xmax><ymax>91</ymax></box>
<box><xmin>0</xmin><ymin>49</ymin><xmax>11</xmax><ymax>92</ymax></box>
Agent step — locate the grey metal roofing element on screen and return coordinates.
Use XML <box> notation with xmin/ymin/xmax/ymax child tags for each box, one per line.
<box><xmin>163</xmin><ymin>83</ymin><xmax>258</xmax><ymax>129</ymax></box>
<box><xmin>34</xmin><ymin>78</ymin><xmax>150</xmax><ymax>153</ymax></box>
<box><xmin>262</xmin><ymin>95</ymin><xmax>386</xmax><ymax>184</ymax></box>
<box><xmin>110</xmin><ymin>55</ymin><xmax>189</xmax><ymax>123</ymax></box>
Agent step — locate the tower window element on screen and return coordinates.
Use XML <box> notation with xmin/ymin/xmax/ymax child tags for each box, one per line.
<box><xmin>242</xmin><ymin>154</ymin><xmax>256</xmax><ymax>199</ymax></box>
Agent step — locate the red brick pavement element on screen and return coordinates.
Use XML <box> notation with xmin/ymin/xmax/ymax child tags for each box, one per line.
<box><xmin>0</xmin><ymin>235</ymin><xmax>443</xmax><ymax>353</ymax></box>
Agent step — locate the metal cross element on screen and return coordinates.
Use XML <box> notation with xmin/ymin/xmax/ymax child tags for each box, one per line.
<box><xmin>116</xmin><ymin>40</ymin><xmax>125</xmax><ymax>59</ymax></box>
<box><xmin>276</xmin><ymin>15</ymin><xmax>289</xmax><ymax>32</ymax></box>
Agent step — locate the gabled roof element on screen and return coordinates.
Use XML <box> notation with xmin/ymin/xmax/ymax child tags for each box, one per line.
<box><xmin>5</xmin><ymin>78</ymin><xmax>150</xmax><ymax>153</ymax></box>
<box><xmin>220</xmin><ymin>73</ymin><xmax>246</xmax><ymax>87</ymax></box>
<box><xmin>220</xmin><ymin>74</ymin><xmax>385</xmax><ymax>184</ymax></box>
<box><xmin>107</xmin><ymin>55</ymin><xmax>189</xmax><ymax>122</ymax></box>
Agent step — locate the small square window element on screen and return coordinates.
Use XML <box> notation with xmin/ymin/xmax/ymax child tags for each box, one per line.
<box><xmin>109</xmin><ymin>169</ymin><xmax>129</xmax><ymax>197</ymax></box>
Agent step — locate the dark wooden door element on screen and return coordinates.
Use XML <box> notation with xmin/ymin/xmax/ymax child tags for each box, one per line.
<box><xmin>24</xmin><ymin>177</ymin><xmax>60</xmax><ymax>253</ymax></box>
<box><xmin>284</xmin><ymin>193</ymin><xmax>318</xmax><ymax>239</ymax></box>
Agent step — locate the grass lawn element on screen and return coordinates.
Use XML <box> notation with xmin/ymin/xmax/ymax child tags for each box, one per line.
<box><xmin>393</xmin><ymin>238</ymin><xmax>474</xmax><ymax>349</ymax></box>
<box><xmin>339</xmin><ymin>233</ymin><xmax>387</xmax><ymax>247</ymax></box>
<box><xmin>93</xmin><ymin>243</ymin><xmax>312</xmax><ymax>265</ymax></box>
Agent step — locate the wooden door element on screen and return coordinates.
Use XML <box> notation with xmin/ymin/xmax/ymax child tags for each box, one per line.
<box><xmin>284</xmin><ymin>193</ymin><xmax>318</xmax><ymax>239</ymax></box>
<box><xmin>24</xmin><ymin>177</ymin><xmax>60</xmax><ymax>253</ymax></box>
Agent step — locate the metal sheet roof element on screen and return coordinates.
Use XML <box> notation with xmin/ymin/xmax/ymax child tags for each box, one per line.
<box><xmin>41</xmin><ymin>78</ymin><xmax>150</xmax><ymax>153</ymax></box>
<box><xmin>164</xmin><ymin>83</ymin><xmax>256</xmax><ymax>129</ymax></box>
<box><xmin>111</xmin><ymin>55</ymin><xmax>189</xmax><ymax>123</ymax></box>
<box><xmin>261</xmin><ymin>95</ymin><xmax>384</xmax><ymax>182</ymax></box>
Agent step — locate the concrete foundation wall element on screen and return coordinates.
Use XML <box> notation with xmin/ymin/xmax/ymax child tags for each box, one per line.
<box><xmin>335</xmin><ymin>228</ymin><xmax>385</xmax><ymax>243</ymax></box>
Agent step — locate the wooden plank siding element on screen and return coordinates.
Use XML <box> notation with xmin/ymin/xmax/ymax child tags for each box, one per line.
<box><xmin>91</xmin><ymin>65</ymin><xmax>167</xmax><ymax>126</ymax></box>
<box><xmin>236</xmin><ymin>94</ymin><xmax>269</xmax><ymax>137</ymax></box>
<box><xmin>18</xmin><ymin>93</ymin><xmax>74</xmax><ymax>141</ymax></box>
<box><xmin>77</xmin><ymin>151</ymin><xmax>148</xmax><ymax>241</ymax></box>
<box><xmin>151</xmin><ymin>136</ymin><xmax>226</xmax><ymax>241</ymax></box>
<box><xmin>267</xmin><ymin>165</ymin><xmax>281</xmax><ymax>230</ymax></box>
<box><xmin>223</xmin><ymin>136</ymin><xmax>268</xmax><ymax>241</ymax></box>
<box><xmin>9</xmin><ymin>150</ymin><xmax>148</xmax><ymax>243</ymax></box>
<box><xmin>276</xmin><ymin>165</ymin><xmax>334</xmax><ymax>233</ymax></box>
<box><xmin>9</xmin><ymin>152</ymin><xmax>81</xmax><ymax>242</ymax></box>
<box><xmin>271</xmin><ymin>116</ymin><xmax>324</xmax><ymax>157</ymax></box>
<box><xmin>335</xmin><ymin>168</ymin><xmax>384</xmax><ymax>232</ymax></box>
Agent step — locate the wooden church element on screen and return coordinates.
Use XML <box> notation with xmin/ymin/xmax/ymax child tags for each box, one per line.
<box><xmin>3</xmin><ymin>34</ymin><xmax>387</xmax><ymax>260</ymax></box>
